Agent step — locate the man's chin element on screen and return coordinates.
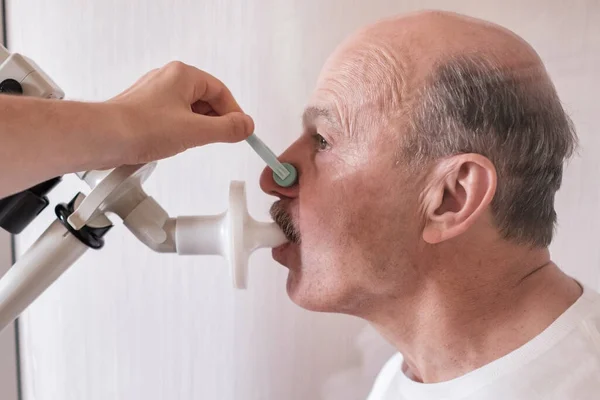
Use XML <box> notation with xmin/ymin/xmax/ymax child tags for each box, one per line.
<box><xmin>271</xmin><ymin>244</ymin><xmax>318</xmax><ymax>310</ymax></box>
<box><xmin>285</xmin><ymin>273</ymin><xmax>336</xmax><ymax>313</ymax></box>
<box><xmin>272</xmin><ymin>244</ymin><xmax>347</xmax><ymax>313</ymax></box>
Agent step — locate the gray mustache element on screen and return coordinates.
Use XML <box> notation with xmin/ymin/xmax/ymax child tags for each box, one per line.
<box><xmin>270</xmin><ymin>201</ymin><xmax>301</xmax><ymax>244</ymax></box>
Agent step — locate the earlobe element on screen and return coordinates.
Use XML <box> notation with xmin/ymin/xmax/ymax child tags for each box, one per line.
<box><xmin>423</xmin><ymin>225</ymin><xmax>443</xmax><ymax>244</ymax></box>
<box><xmin>421</xmin><ymin>155</ymin><xmax>496</xmax><ymax>244</ymax></box>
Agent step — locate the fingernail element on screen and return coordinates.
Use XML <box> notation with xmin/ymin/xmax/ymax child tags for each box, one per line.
<box><xmin>244</xmin><ymin>114</ymin><xmax>255</xmax><ymax>135</ymax></box>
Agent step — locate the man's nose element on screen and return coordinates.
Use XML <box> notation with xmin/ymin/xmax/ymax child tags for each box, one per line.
<box><xmin>259</xmin><ymin>146</ymin><xmax>300</xmax><ymax>199</ymax></box>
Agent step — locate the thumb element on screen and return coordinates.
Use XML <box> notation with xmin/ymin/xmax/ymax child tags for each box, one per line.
<box><xmin>188</xmin><ymin>112</ymin><xmax>255</xmax><ymax>146</ymax></box>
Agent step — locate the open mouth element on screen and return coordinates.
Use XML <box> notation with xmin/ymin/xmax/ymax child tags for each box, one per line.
<box><xmin>270</xmin><ymin>200</ymin><xmax>301</xmax><ymax>245</ymax></box>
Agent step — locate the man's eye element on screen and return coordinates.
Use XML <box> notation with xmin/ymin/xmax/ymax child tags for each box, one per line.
<box><xmin>312</xmin><ymin>133</ymin><xmax>330</xmax><ymax>151</ymax></box>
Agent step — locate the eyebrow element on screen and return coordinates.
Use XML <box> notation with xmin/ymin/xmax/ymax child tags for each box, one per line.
<box><xmin>302</xmin><ymin>106</ymin><xmax>340</xmax><ymax>129</ymax></box>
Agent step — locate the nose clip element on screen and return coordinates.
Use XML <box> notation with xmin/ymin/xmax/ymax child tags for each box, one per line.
<box><xmin>273</xmin><ymin>163</ymin><xmax>297</xmax><ymax>187</ymax></box>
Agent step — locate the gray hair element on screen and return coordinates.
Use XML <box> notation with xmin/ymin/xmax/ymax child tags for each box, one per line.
<box><xmin>405</xmin><ymin>55</ymin><xmax>577</xmax><ymax>247</ymax></box>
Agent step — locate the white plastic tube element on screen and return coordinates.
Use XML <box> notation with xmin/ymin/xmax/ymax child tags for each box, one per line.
<box><xmin>176</xmin><ymin>214</ymin><xmax>227</xmax><ymax>255</ymax></box>
<box><xmin>0</xmin><ymin>220</ymin><xmax>89</xmax><ymax>332</ymax></box>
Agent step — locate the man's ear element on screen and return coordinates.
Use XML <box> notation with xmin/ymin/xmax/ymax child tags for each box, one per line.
<box><xmin>422</xmin><ymin>154</ymin><xmax>497</xmax><ymax>244</ymax></box>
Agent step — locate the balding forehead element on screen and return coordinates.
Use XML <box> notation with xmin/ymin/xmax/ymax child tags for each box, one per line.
<box><xmin>326</xmin><ymin>10</ymin><xmax>542</xmax><ymax>86</ymax></box>
<box><xmin>359</xmin><ymin>11</ymin><xmax>541</xmax><ymax>70</ymax></box>
<box><xmin>310</xmin><ymin>10</ymin><xmax>543</xmax><ymax>136</ymax></box>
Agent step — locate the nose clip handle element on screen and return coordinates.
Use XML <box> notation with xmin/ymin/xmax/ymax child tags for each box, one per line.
<box><xmin>245</xmin><ymin>133</ymin><xmax>298</xmax><ymax>187</ymax></box>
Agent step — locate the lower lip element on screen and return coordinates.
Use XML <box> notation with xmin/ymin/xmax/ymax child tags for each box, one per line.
<box><xmin>273</xmin><ymin>242</ymin><xmax>292</xmax><ymax>259</ymax></box>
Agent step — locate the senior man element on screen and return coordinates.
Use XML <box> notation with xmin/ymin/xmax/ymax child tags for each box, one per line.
<box><xmin>261</xmin><ymin>10</ymin><xmax>600</xmax><ymax>400</ymax></box>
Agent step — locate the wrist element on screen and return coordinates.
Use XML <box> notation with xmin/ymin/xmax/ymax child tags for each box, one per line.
<box><xmin>101</xmin><ymin>100</ymin><xmax>152</xmax><ymax>167</ymax></box>
<box><xmin>97</xmin><ymin>101</ymin><xmax>138</xmax><ymax>166</ymax></box>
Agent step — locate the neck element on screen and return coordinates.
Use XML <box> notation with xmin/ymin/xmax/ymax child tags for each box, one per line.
<box><xmin>368</xmin><ymin>245</ymin><xmax>582</xmax><ymax>383</ymax></box>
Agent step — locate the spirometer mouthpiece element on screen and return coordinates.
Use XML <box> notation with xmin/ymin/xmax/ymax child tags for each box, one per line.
<box><xmin>173</xmin><ymin>181</ymin><xmax>287</xmax><ymax>288</ymax></box>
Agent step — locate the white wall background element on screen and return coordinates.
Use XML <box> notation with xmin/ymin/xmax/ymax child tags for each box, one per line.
<box><xmin>5</xmin><ymin>0</ymin><xmax>600</xmax><ymax>399</ymax></box>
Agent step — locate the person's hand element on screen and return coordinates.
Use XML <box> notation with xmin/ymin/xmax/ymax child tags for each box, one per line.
<box><xmin>107</xmin><ymin>61</ymin><xmax>255</xmax><ymax>165</ymax></box>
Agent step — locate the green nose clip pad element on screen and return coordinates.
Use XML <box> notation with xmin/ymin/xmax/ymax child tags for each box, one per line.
<box><xmin>273</xmin><ymin>163</ymin><xmax>297</xmax><ymax>188</ymax></box>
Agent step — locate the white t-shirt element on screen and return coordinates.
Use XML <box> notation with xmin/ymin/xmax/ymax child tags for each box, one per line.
<box><xmin>367</xmin><ymin>285</ymin><xmax>600</xmax><ymax>400</ymax></box>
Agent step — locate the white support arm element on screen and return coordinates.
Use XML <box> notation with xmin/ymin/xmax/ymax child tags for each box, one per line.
<box><xmin>0</xmin><ymin>220</ymin><xmax>87</xmax><ymax>330</ymax></box>
<box><xmin>0</xmin><ymin>199</ymin><xmax>112</xmax><ymax>332</ymax></box>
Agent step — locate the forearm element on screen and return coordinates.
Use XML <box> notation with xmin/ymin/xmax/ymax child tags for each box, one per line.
<box><xmin>0</xmin><ymin>61</ymin><xmax>256</xmax><ymax>199</ymax></box>
<box><xmin>0</xmin><ymin>95</ymin><xmax>127</xmax><ymax>198</ymax></box>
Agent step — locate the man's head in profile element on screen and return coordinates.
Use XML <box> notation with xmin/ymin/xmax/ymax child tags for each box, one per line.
<box><xmin>262</xmin><ymin>9</ymin><xmax>576</xmax><ymax>312</ymax></box>
<box><xmin>261</xmin><ymin>10</ymin><xmax>583</xmax><ymax>386</ymax></box>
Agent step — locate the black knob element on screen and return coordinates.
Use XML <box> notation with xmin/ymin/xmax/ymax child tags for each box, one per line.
<box><xmin>55</xmin><ymin>193</ymin><xmax>113</xmax><ymax>249</ymax></box>
<box><xmin>0</xmin><ymin>79</ymin><xmax>23</xmax><ymax>95</ymax></box>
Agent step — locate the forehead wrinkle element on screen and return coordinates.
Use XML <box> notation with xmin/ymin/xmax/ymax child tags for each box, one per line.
<box><xmin>339</xmin><ymin>39</ymin><xmax>405</xmax><ymax>103</ymax></box>
<box><xmin>307</xmin><ymin>85</ymin><xmax>354</xmax><ymax>138</ymax></box>
<box><xmin>335</xmin><ymin>45</ymin><xmax>406</xmax><ymax>142</ymax></box>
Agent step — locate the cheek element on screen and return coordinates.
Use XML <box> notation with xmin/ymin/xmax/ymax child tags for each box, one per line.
<box><xmin>297</xmin><ymin>178</ymin><xmax>374</xmax><ymax>263</ymax></box>
<box><xmin>292</xmin><ymin>184</ymin><xmax>351</xmax><ymax>279</ymax></box>
<box><xmin>295</xmin><ymin>144</ymin><xmax>420</xmax><ymax>261</ymax></box>
<box><xmin>298</xmin><ymin>172</ymin><xmax>419</xmax><ymax>267</ymax></box>
<box><xmin>298</xmin><ymin>189</ymin><xmax>346</xmax><ymax>252</ymax></box>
